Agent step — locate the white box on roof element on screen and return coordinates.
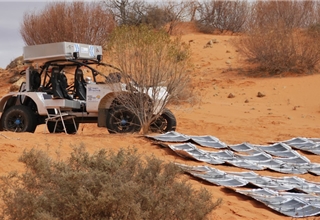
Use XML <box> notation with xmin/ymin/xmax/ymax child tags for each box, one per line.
<box><xmin>23</xmin><ymin>42</ymin><xmax>103</xmax><ymax>63</ymax></box>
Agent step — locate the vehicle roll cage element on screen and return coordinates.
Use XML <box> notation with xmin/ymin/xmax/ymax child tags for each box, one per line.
<box><xmin>36</xmin><ymin>58</ymin><xmax>122</xmax><ymax>89</ymax></box>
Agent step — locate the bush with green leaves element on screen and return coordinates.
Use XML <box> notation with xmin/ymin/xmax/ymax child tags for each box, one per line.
<box><xmin>0</xmin><ymin>146</ymin><xmax>220</xmax><ymax>220</ymax></box>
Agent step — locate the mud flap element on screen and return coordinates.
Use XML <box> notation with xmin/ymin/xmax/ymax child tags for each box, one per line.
<box><xmin>97</xmin><ymin>108</ymin><xmax>108</xmax><ymax>127</ymax></box>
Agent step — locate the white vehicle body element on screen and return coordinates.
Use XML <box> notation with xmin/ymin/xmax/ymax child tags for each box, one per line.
<box><xmin>0</xmin><ymin>42</ymin><xmax>176</xmax><ymax>134</ymax></box>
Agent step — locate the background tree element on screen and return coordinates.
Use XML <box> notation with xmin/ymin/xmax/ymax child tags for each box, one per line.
<box><xmin>158</xmin><ymin>0</ymin><xmax>192</xmax><ymax>34</ymax></box>
<box><xmin>21</xmin><ymin>1</ymin><xmax>115</xmax><ymax>46</ymax></box>
<box><xmin>195</xmin><ymin>0</ymin><xmax>250</xmax><ymax>33</ymax></box>
<box><xmin>103</xmin><ymin>0</ymin><xmax>146</xmax><ymax>25</ymax></box>
<box><xmin>103</xmin><ymin>0</ymin><xmax>190</xmax><ymax>34</ymax></box>
<box><xmin>248</xmin><ymin>0</ymin><xmax>315</xmax><ymax>31</ymax></box>
<box><xmin>106</xmin><ymin>25</ymin><xmax>191</xmax><ymax>134</ymax></box>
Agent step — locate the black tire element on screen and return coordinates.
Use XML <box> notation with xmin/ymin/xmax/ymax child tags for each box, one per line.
<box><xmin>0</xmin><ymin>105</ymin><xmax>37</xmax><ymax>133</ymax></box>
<box><xmin>150</xmin><ymin>108</ymin><xmax>176</xmax><ymax>133</ymax></box>
<box><xmin>47</xmin><ymin>121</ymin><xmax>79</xmax><ymax>134</ymax></box>
<box><xmin>106</xmin><ymin>106</ymin><xmax>141</xmax><ymax>133</ymax></box>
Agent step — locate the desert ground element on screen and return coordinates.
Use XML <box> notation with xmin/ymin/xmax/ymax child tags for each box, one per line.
<box><xmin>1</xmin><ymin>25</ymin><xmax>320</xmax><ymax>219</ymax></box>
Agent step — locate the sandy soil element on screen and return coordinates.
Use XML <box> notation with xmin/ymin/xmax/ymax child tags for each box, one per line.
<box><xmin>1</xmin><ymin>27</ymin><xmax>320</xmax><ymax>219</ymax></box>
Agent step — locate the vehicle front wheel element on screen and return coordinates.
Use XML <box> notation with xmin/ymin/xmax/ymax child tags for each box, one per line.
<box><xmin>150</xmin><ymin>108</ymin><xmax>176</xmax><ymax>133</ymax></box>
<box><xmin>106</xmin><ymin>106</ymin><xmax>141</xmax><ymax>133</ymax></box>
<box><xmin>0</xmin><ymin>105</ymin><xmax>37</xmax><ymax>132</ymax></box>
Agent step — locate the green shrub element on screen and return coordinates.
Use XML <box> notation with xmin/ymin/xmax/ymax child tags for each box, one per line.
<box><xmin>0</xmin><ymin>146</ymin><xmax>220</xmax><ymax>220</ymax></box>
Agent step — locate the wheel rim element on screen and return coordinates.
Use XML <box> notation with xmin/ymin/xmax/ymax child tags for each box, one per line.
<box><xmin>111</xmin><ymin>109</ymin><xmax>138</xmax><ymax>132</ymax></box>
<box><xmin>151</xmin><ymin>116</ymin><xmax>168</xmax><ymax>132</ymax></box>
<box><xmin>7</xmin><ymin>113</ymin><xmax>26</xmax><ymax>132</ymax></box>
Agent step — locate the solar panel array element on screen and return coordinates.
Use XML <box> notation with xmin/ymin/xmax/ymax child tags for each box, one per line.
<box><xmin>178</xmin><ymin>164</ymin><xmax>320</xmax><ymax>218</ymax></box>
<box><xmin>146</xmin><ymin>131</ymin><xmax>320</xmax><ymax>218</ymax></box>
<box><xmin>147</xmin><ymin>132</ymin><xmax>320</xmax><ymax>175</ymax></box>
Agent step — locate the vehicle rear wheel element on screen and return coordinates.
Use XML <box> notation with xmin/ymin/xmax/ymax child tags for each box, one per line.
<box><xmin>106</xmin><ymin>106</ymin><xmax>141</xmax><ymax>133</ymax></box>
<box><xmin>0</xmin><ymin>105</ymin><xmax>37</xmax><ymax>132</ymax></box>
<box><xmin>150</xmin><ymin>108</ymin><xmax>176</xmax><ymax>133</ymax></box>
<box><xmin>47</xmin><ymin>121</ymin><xmax>79</xmax><ymax>134</ymax></box>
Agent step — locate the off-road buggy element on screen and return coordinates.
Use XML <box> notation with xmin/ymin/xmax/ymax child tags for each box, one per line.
<box><xmin>0</xmin><ymin>42</ymin><xmax>176</xmax><ymax>134</ymax></box>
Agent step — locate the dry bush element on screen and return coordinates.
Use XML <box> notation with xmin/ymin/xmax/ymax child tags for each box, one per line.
<box><xmin>143</xmin><ymin>4</ymin><xmax>178</xmax><ymax>31</ymax></box>
<box><xmin>235</xmin><ymin>22</ymin><xmax>320</xmax><ymax>75</ymax></box>
<box><xmin>196</xmin><ymin>0</ymin><xmax>250</xmax><ymax>34</ymax></box>
<box><xmin>21</xmin><ymin>2</ymin><xmax>115</xmax><ymax>46</ymax></box>
<box><xmin>129</xmin><ymin>5</ymin><xmax>176</xmax><ymax>30</ymax></box>
<box><xmin>157</xmin><ymin>1</ymin><xmax>193</xmax><ymax>35</ymax></box>
<box><xmin>104</xmin><ymin>0</ymin><xmax>191</xmax><ymax>34</ymax></box>
<box><xmin>103</xmin><ymin>0</ymin><xmax>145</xmax><ymax>25</ymax></box>
<box><xmin>0</xmin><ymin>146</ymin><xmax>220</xmax><ymax>220</ymax></box>
<box><xmin>248</xmin><ymin>0</ymin><xmax>316</xmax><ymax>31</ymax></box>
<box><xmin>195</xmin><ymin>0</ymin><xmax>316</xmax><ymax>34</ymax></box>
<box><xmin>308</xmin><ymin>23</ymin><xmax>320</xmax><ymax>37</ymax></box>
<box><xmin>234</xmin><ymin>0</ymin><xmax>320</xmax><ymax>75</ymax></box>
<box><xmin>106</xmin><ymin>25</ymin><xmax>192</xmax><ymax>133</ymax></box>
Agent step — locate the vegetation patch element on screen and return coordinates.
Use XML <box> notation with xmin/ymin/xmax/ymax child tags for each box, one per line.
<box><xmin>0</xmin><ymin>146</ymin><xmax>220</xmax><ymax>220</ymax></box>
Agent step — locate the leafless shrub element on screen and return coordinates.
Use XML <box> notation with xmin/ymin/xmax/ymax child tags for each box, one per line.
<box><xmin>103</xmin><ymin>0</ymin><xmax>141</xmax><ymax>25</ymax></box>
<box><xmin>248</xmin><ymin>0</ymin><xmax>316</xmax><ymax>31</ymax></box>
<box><xmin>308</xmin><ymin>23</ymin><xmax>320</xmax><ymax>37</ymax></box>
<box><xmin>20</xmin><ymin>2</ymin><xmax>115</xmax><ymax>46</ymax></box>
<box><xmin>196</xmin><ymin>0</ymin><xmax>250</xmax><ymax>34</ymax></box>
<box><xmin>106</xmin><ymin>25</ymin><xmax>192</xmax><ymax>134</ymax></box>
<box><xmin>140</xmin><ymin>5</ymin><xmax>175</xmax><ymax>30</ymax></box>
<box><xmin>157</xmin><ymin>1</ymin><xmax>193</xmax><ymax>35</ymax></box>
<box><xmin>0</xmin><ymin>146</ymin><xmax>220</xmax><ymax>219</ymax></box>
<box><xmin>195</xmin><ymin>0</ymin><xmax>316</xmax><ymax>34</ymax></box>
<box><xmin>122</xmin><ymin>1</ymin><xmax>179</xmax><ymax>31</ymax></box>
<box><xmin>234</xmin><ymin>22</ymin><xmax>320</xmax><ymax>75</ymax></box>
<box><xmin>104</xmin><ymin>0</ymin><xmax>191</xmax><ymax>34</ymax></box>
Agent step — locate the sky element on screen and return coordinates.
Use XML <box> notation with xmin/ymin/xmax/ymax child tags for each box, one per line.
<box><xmin>0</xmin><ymin>0</ymin><xmax>166</xmax><ymax>69</ymax></box>
<box><xmin>0</xmin><ymin>0</ymin><xmax>101</xmax><ymax>69</ymax></box>
<box><xmin>0</xmin><ymin>1</ymin><xmax>51</xmax><ymax>68</ymax></box>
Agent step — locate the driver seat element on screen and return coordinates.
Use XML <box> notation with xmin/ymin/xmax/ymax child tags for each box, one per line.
<box><xmin>74</xmin><ymin>68</ymin><xmax>86</xmax><ymax>100</ymax></box>
<box><xmin>51</xmin><ymin>67</ymin><xmax>72</xmax><ymax>100</ymax></box>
